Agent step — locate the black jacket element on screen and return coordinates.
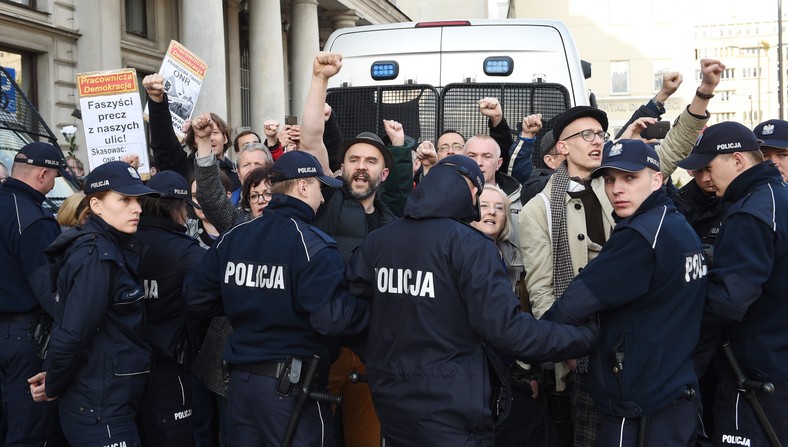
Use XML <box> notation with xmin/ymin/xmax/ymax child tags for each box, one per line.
<box><xmin>668</xmin><ymin>179</ymin><xmax>727</xmax><ymax>247</ymax></box>
<box><xmin>184</xmin><ymin>194</ymin><xmax>369</xmax><ymax>370</ymax></box>
<box><xmin>135</xmin><ymin>215</ymin><xmax>205</xmax><ymax>363</ymax></box>
<box><xmin>43</xmin><ymin>216</ymin><xmax>151</xmax><ymax>421</ymax></box>
<box><xmin>314</xmin><ymin>186</ymin><xmax>397</xmax><ymax>263</ymax></box>
<box><xmin>148</xmin><ymin>94</ymin><xmax>240</xmax><ymax>190</ymax></box>
<box><xmin>545</xmin><ymin>189</ymin><xmax>708</xmax><ymax>417</ymax></box>
<box><xmin>0</xmin><ymin>178</ymin><xmax>60</xmax><ymax>314</ymax></box>
<box><xmin>346</xmin><ymin>162</ymin><xmax>597</xmax><ymax>445</ymax></box>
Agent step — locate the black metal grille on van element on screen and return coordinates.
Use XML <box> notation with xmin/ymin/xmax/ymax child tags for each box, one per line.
<box><xmin>0</xmin><ymin>67</ymin><xmax>60</xmax><ymax>149</ymax></box>
<box><xmin>326</xmin><ymin>82</ymin><xmax>571</xmax><ymax>169</ymax></box>
<box><xmin>441</xmin><ymin>83</ymin><xmax>571</xmax><ymax>169</ymax></box>
<box><xmin>326</xmin><ymin>84</ymin><xmax>441</xmax><ymax>146</ymax></box>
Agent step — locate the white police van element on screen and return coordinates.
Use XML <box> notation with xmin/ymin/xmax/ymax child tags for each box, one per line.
<box><xmin>322</xmin><ymin>19</ymin><xmax>592</xmax><ymax>160</ymax></box>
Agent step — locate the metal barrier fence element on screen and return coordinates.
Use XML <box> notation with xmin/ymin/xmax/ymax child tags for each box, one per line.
<box><xmin>327</xmin><ymin>82</ymin><xmax>571</xmax><ymax>169</ymax></box>
<box><xmin>441</xmin><ymin>83</ymin><xmax>571</xmax><ymax>168</ymax></box>
<box><xmin>0</xmin><ymin>67</ymin><xmax>60</xmax><ymax>150</ymax></box>
<box><xmin>327</xmin><ymin>84</ymin><xmax>441</xmax><ymax>145</ymax></box>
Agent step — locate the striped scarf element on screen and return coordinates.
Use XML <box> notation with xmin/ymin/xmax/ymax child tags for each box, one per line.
<box><xmin>550</xmin><ymin>161</ymin><xmax>590</xmax><ymax>374</ymax></box>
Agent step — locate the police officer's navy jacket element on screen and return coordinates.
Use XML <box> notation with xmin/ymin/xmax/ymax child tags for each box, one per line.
<box><xmin>184</xmin><ymin>193</ymin><xmax>369</xmax><ymax>368</ymax></box>
<box><xmin>135</xmin><ymin>215</ymin><xmax>205</xmax><ymax>363</ymax></box>
<box><xmin>345</xmin><ymin>163</ymin><xmax>597</xmax><ymax>445</ymax></box>
<box><xmin>0</xmin><ymin>178</ymin><xmax>60</xmax><ymax>314</ymax></box>
<box><xmin>543</xmin><ymin>188</ymin><xmax>708</xmax><ymax>417</ymax></box>
<box><xmin>43</xmin><ymin>215</ymin><xmax>152</xmax><ymax>421</ymax></box>
<box><xmin>704</xmin><ymin>162</ymin><xmax>788</xmax><ymax>382</ymax></box>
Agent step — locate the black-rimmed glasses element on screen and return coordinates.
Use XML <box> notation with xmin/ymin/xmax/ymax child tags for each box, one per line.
<box><xmin>562</xmin><ymin>129</ymin><xmax>610</xmax><ymax>143</ymax></box>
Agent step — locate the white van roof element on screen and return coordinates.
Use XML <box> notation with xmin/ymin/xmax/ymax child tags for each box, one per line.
<box><xmin>324</xmin><ymin>19</ymin><xmax>588</xmax><ymax>107</ymax></box>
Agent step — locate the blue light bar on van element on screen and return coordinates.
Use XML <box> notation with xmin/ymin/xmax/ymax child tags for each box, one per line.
<box><xmin>371</xmin><ymin>61</ymin><xmax>399</xmax><ymax>81</ymax></box>
<box><xmin>484</xmin><ymin>57</ymin><xmax>513</xmax><ymax>76</ymax></box>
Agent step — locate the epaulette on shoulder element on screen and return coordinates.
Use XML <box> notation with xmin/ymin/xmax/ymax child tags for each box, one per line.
<box><xmin>728</xmin><ymin>186</ymin><xmax>778</xmax><ymax>232</ymax></box>
<box><xmin>69</xmin><ymin>233</ymin><xmax>125</xmax><ymax>265</ymax></box>
<box><xmin>11</xmin><ymin>192</ymin><xmax>54</xmax><ymax>234</ymax></box>
<box><xmin>290</xmin><ymin>218</ymin><xmax>337</xmax><ymax>261</ymax></box>
<box><xmin>623</xmin><ymin>205</ymin><xmax>668</xmax><ymax>249</ymax></box>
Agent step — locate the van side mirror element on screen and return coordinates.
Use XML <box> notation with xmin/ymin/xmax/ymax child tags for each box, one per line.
<box><xmin>581</xmin><ymin>60</ymin><xmax>592</xmax><ymax>79</ymax></box>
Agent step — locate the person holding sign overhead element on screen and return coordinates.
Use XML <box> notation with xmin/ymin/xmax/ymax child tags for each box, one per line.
<box><xmin>144</xmin><ymin>73</ymin><xmax>242</xmax><ymax>197</ymax></box>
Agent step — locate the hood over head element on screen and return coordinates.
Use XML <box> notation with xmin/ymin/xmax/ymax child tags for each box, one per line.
<box><xmin>403</xmin><ymin>155</ymin><xmax>483</xmax><ymax>223</ymax></box>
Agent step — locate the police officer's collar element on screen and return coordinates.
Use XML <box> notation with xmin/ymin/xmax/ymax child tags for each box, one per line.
<box><xmin>86</xmin><ymin>214</ymin><xmax>141</xmax><ymax>252</ymax></box>
<box><xmin>722</xmin><ymin>161</ymin><xmax>781</xmax><ymax>204</ymax></box>
<box><xmin>138</xmin><ymin>214</ymin><xmax>188</xmax><ymax>234</ymax></box>
<box><xmin>612</xmin><ymin>187</ymin><xmax>671</xmax><ymax>224</ymax></box>
<box><xmin>264</xmin><ymin>192</ymin><xmax>317</xmax><ymax>223</ymax></box>
<box><xmin>2</xmin><ymin>177</ymin><xmax>48</xmax><ymax>205</ymax></box>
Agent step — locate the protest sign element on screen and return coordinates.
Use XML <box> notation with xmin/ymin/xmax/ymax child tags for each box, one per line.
<box><xmin>77</xmin><ymin>68</ymin><xmax>150</xmax><ymax>176</ymax></box>
<box><xmin>152</xmin><ymin>40</ymin><xmax>207</xmax><ymax>137</ymax></box>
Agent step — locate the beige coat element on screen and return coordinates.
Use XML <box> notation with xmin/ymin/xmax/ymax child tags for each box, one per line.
<box><xmin>518</xmin><ymin>105</ymin><xmax>709</xmax><ymax>319</ymax></box>
<box><xmin>517</xmin><ymin>106</ymin><xmax>708</xmax><ymax>389</ymax></box>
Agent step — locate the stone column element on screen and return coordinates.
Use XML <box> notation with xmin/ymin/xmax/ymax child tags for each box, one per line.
<box><xmin>75</xmin><ymin>0</ymin><xmax>122</xmax><ymax>71</ymax></box>
<box><xmin>181</xmin><ymin>0</ymin><xmax>228</xmax><ymax>118</ymax></box>
<box><xmin>249</xmin><ymin>0</ymin><xmax>286</xmax><ymax>125</ymax></box>
<box><xmin>289</xmin><ymin>0</ymin><xmax>320</xmax><ymax>119</ymax></box>
<box><xmin>326</xmin><ymin>10</ymin><xmax>360</xmax><ymax>31</ymax></box>
<box><xmin>226</xmin><ymin>0</ymin><xmax>243</xmax><ymax>136</ymax></box>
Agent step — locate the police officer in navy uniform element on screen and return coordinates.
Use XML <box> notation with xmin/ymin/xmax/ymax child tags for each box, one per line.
<box><xmin>345</xmin><ymin>155</ymin><xmax>599</xmax><ymax>447</ymax></box>
<box><xmin>542</xmin><ymin>140</ymin><xmax>708</xmax><ymax>446</ymax></box>
<box><xmin>28</xmin><ymin>161</ymin><xmax>160</xmax><ymax>447</ymax></box>
<box><xmin>135</xmin><ymin>170</ymin><xmax>205</xmax><ymax>446</ymax></box>
<box><xmin>184</xmin><ymin>149</ymin><xmax>369</xmax><ymax>447</ymax></box>
<box><xmin>1</xmin><ymin>142</ymin><xmax>65</xmax><ymax>446</ymax></box>
<box><xmin>678</xmin><ymin>122</ymin><xmax>788</xmax><ymax>446</ymax></box>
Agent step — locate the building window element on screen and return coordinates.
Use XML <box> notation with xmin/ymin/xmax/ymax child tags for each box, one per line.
<box><xmin>3</xmin><ymin>0</ymin><xmax>35</xmax><ymax>7</ymax></box>
<box><xmin>610</xmin><ymin>61</ymin><xmax>629</xmax><ymax>95</ymax></box>
<box><xmin>0</xmin><ymin>48</ymin><xmax>37</xmax><ymax>108</ymax></box>
<box><xmin>125</xmin><ymin>0</ymin><xmax>149</xmax><ymax>38</ymax></box>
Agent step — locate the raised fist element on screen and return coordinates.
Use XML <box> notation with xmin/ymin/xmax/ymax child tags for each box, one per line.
<box><xmin>191</xmin><ymin>112</ymin><xmax>215</xmax><ymax>141</ymax></box>
<box><xmin>313</xmin><ymin>52</ymin><xmax>343</xmax><ymax>80</ymax></box>
<box><xmin>142</xmin><ymin>73</ymin><xmax>166</xmax><ymax>103</ymax></box>
<box><xmin>383</xmin><ymin>119</ymin><xmax>404</xmax><ymax>147</ymax></box>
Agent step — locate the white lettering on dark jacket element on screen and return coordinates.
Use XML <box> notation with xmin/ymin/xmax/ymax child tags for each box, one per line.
<box><xmin>375</xmin><ymin>268</ymin><xmax>435</xmax><ymax>298</ymax></box>
<box><xmin>223</xmin><ymin>262</ymin><xmax>285</xmax><ymax>290</ymax></box>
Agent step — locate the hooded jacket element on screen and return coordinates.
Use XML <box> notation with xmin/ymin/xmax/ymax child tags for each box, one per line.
<box><xmin>346</xmin><ymin>162</ymin><xmax>598</xmax><ymax>446</ymax></box>
<box><xmin>43</xmin><ymin>215</ymin><xmax>151</xmax><ymax>422</ymax></box>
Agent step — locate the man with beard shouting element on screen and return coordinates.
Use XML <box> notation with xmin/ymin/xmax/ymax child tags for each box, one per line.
<box><xmin>299</xmin><ymin>51</ymin><xmax>414</xmax><ymax>447</ymax></box>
